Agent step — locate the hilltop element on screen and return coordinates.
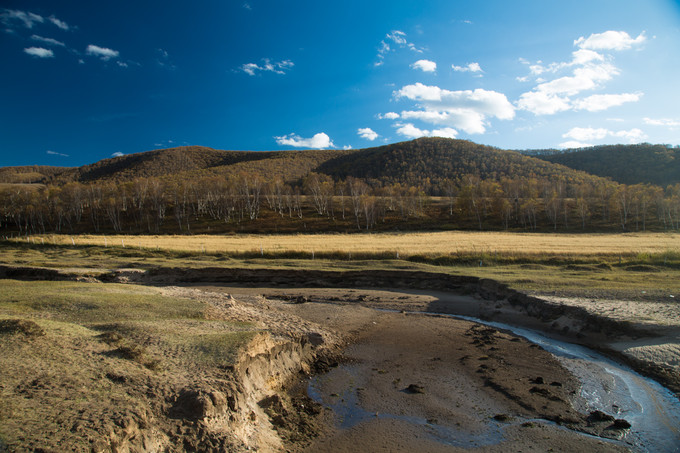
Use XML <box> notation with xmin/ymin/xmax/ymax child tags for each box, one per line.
<box><xmin>524</xmin><ymin>144</ymin><xmax>680</xmax><ymax>187</ymax></box>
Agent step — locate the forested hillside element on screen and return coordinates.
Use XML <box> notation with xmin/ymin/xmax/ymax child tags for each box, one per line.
<box><xmin>317</xmin><ymin>138</ymin><xmax>601</xmax><ymax>191</ymax></box>
<box><xmin>525</xmin><ymin>144</ymin><xmax>680</xmax><ymax>187</ymax></box>
<box><xmin>1</xmin><ymin>138</ymin><xmax>679</xmax><ymax>235</ymax></box>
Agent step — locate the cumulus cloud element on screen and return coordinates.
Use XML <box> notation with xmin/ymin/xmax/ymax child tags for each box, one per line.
<box><xmin>31</xmin><ymin>35</ymin><xmax>65</xmax><ymax>46</ymax></box>
<box><xmin>559</xmin><ymin>140</ymin><xmax>594</xmax><ymax>149</ymax></box>
<box><xmin>275</xmin><ymin>132</ymin><xmax>334</xmax><ymax>149</ymax></box>
<box><xmin>393</xmin><ymin>82</ymin><xmax>514</xmax><ymax>134</ymax></box>
<box><xmin>562</xmin><ymin>126</ymin><xmax>646</xmax><ymax>144</ymax></box>
<box><xmin>357</xmin><ymin>128</ymin><xmax>378</xmax><ymax>141</ymax></box>
<box><xmin>240</xmin><ymin>59</ymin><xmax>293</xmax><ymax>76</ymax></box>
<box><xmin>86</xmin><ymin>44</ymin><xmax>119</xmax><ymax>61</ymax></box>
<box><xmin>517</xmin><ymin>30</ymin><xmax>645</xmax><ymax>115</ymax></box>
<box><xmin>452</xmin><ymin>62</ymin><xmax>483</xmax><ymax>73</ymax></box>
<box><xmin>395</xmin><ymin>123</ymin><xmax>458</xmax><ymax>139</ymax></box>
<box><xmin>574</xmin><ymin>31</ymin><xmax>646</xmax><ymax>51</ymax></box>
<box><xmin>376</xmin><ymin>30</ymin><xmax>422</xmax><ymax>66</ymax></box>
<box><xmin>378</xmin><ymin>112</ymin><xmax>400</xmax><ymax>120</ymax></box>
<box><xmin>24</xmin><ymin>47</ymin><xmax>54</xmax><ymax>58</ymax></box>
<box><xmin>1</xmin><ymin>9</ymin><xmax>44</xmax><ymax>29</ymax></box>
<box><xmin>411</xmin><ymin>59</ymin><xmax>436</xmax><ymax>72</ymax></box>
<box><xmin>111</xmin><ymin>152</ymin><xmax>124</xmax><ymax>157</ymax></box>
<box><xmin>517</xmin><ymin>91</ymin><xmax>571</xmax><ymax>115</ymax></box>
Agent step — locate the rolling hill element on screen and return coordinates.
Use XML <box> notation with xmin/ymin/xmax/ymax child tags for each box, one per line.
<box><xmin>524</xmin><ymin>144</ymin><xmax>680</xmax><ymax>187</ymax></box>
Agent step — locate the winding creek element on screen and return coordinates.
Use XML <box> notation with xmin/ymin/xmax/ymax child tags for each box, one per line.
<box><xmin>310</xmin><ymin>312</ymin><xmax>680</xmax><ymax>452</ymax></box>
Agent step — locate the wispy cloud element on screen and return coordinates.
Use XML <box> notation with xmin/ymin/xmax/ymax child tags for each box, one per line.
<box><xmin>375</xmin><ymin>30</ymin><xmax>423</xmax><ymax>66</ymax></box>
<box><xmin>643</xmin><ymin>118</ymin><xmax>680</xmax><ymax>128</ymax></box>
<box><xmin>31</xmin><ymin>35</ymin><xmax>65</xmax><ymax>46</ymax></box>
<box><xmin>46</xmin><ymin>150</ymin><xmax>69</xmax><ymax>157</ymax></box>
<box><xmin>240</xmin><ymin>58</ymin><xmax>294</xmax><ymax>76</ymax></box>
<box><xmin>86</xmin><ymin>44</ymin><xmax>119</xmax><ymax>61</ymax></box>
<box><xmin>357</xmin><ymin>128</ymin><xmax>378</xmax><ymax>141</ymax></box>
<box><xmin>517</xmin><ymin>30</ymin><xmax>646</xmax><ymax>115</ymax></box>
<box><xmin>24</xmin><ymin>47</ymin><xmax>54</xmax><ymax>58</ymax></box>
<box><xmin>1</xmin><ymin>9</ymin><xmax>44</xmax><ymax>29</ymax></box>
<box><xmin>275</xmin><ymin>132</ymin><xmax>334</xmax><ymax>149</ymax></box>
<box><xmin>411</xmin><ymin>59</ymin><xmax>437</xmax><ymax>72</ymax></box>
<box><xmin>48</xmin><ymin>15</ymin><xmax>69</xmax><ymax>31</ymax></box>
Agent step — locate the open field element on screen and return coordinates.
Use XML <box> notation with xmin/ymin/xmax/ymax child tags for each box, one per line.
<box><xmin>15</xmin><ymin>232</ymin><xmax>680</xmax><ymax>257</ymax></box>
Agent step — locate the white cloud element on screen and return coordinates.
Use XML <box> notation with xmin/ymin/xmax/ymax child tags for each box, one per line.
<box><xmin>395</xmin><ymin>123</ymin><xmax>458</xmax><ymax>139</ymax></box>
<box><xmin>86</xmin><ymin>44</ymin><xmax>119</xmax><ymax>61</ymax></box>
<box><xmin>643</xmin><ymin>118</ymin><xmax>680</xmax><ymax>128</ymax></box>
<box><xmin>275</xmin><ymin>132</ymin><xmax>334</xmax><ymax>149</ymax></box>
<box><xmin>376</xmin><ymin>30</ymin><xmax>422</xmax><ymax>65</ymax></box>
<box><xmin>518</xmin><ymin>30</ymin><xmax>644</xmax><ymax>115</ymax></box>
<box><xmin>24</xmin><ymin>47</ymin><xmax>54</xmax><ymax>58</ymax></box>
<box><xmin>343</xmin><ymin>145</ymin><xmax>353</xmax><ymax>150</ymax></box>
<box><xmin>240</xmin><ymin>59</ymin><xmax>293</xmax><ymax>76</ymax></box>
<box><xmin>48</xmin><ymin>16</ymin><xmax>69</xmax><ymax>30</ymax></box>
<box><xmin>559</xmin><ymin>141</ymin><xmax>594</xmax><ymax>149</ymax></box>
<box><xmin>573</xmin><ymin>92</ymin><xmax>642</xmax><ymax>111</ymax></box>
<box><xmin>611</xmin><ymin>128</ymin><xmax>646</xmax><ymax>142</ymax></box>
<box><xmin>452</xmin><ymin>62</ymin><xmax>483</xmax><ymax>73</ymax></box>
<box><xmin>1</xmin><ymin>9</ymin><xmax>44</xmax><ymax>29</ymax></box>
<box><xmin>393</xmin><ymin>83</ymin><xmax>514</xmax><ymax>134</ymax></box>
<box><xmin>46</xmin><ymin>150</ymin><xmax>69</xmax><ymax>157</ymax></box>
<box><xmin>411</xmin><ymin>59</ymin><xmax>437</xmax><ymax>72</ymax></box>
<box><xmin>112</xmin><ymin>152</ymin><xmax>124</xmax><ymax>157</ymax></box>
<box><xmin>562</xmin><ymin>126</ymin><xmax>647</xmax><ymax>144</ymax></box>
<box><xmin>574</xmin><ymin>31</ymin><xmax>646</xmax><ymax>51</ymax></box>
<box><xmin>517</xmin><ymin>91</ymin><xmax>571</xmax><ymax>115</ymax></box>
<box><xmin>378</xmin><ymin>112</ymin><xmax>400</xmax><ymax>120</ymax></box>
<box><xmin>357</xmin><ymin>128</ymin><xmax>378</xmax><ymax>141</ymax></box>
<box><xmin>31</xmin><ymin>35</ymin><xmax>65</xmax><ymax>46</ymax></box>
<box><xmin>117</xmin><ymin>61</ymin><xmax>128</xmax><ymax>68</ymax></box>
<box><xmin>563</xmin><ymin>127</ymin><xmax>609</xmax><ymax>141</ymax></box>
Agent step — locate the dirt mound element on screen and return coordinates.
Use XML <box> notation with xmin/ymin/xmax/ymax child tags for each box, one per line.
<box><xmin>0</xmin><ymin>319</ymin><xmax>45</xmax><ymax>337</ymax></box>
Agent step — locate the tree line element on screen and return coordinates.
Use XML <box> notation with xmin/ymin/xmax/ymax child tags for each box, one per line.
<box><xmin>2</xmin><ymin>171</ymin><xmax>680</xmax><ymax>236</ymax></box>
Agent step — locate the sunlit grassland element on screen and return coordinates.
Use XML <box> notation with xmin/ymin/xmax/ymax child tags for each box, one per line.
<box><xmin>12</xmin><ymin>231</ymin><xmax>680</xmax><ymax>258</ymax></box>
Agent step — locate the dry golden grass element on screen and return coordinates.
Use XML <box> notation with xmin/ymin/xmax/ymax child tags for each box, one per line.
<box><xmin>20</xmin><ymin>231</ymin><xmax>680</xmax><ymax>257</ymax></box>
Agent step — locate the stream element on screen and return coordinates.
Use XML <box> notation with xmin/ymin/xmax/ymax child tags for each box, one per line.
<box><xmin>310</xmin><ymin>312</ymin><xmax>680</xmax><ymax>452</ymax></box>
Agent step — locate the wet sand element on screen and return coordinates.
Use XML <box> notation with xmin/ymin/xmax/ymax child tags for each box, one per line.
<box><xmin>193</xmin><ymin>285</ymin><xmax>636</xmax><ymax>452</ymax></box>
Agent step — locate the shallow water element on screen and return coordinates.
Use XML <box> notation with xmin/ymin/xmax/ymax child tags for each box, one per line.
<box><xmin>310</xmin><ymin>311</ymin><xmax>680</xmax><ymax>452</ymax></box>
<box><xmin>453</xmin><ymin>315</ymin><xmax>680</xmax><ymax>453</ymax></box>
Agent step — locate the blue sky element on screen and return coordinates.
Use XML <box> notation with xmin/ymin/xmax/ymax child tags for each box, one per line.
<box><xmin>1</xmin><ymin>0</ymin><xmax>680</xmax><ymax>167</ymax></box>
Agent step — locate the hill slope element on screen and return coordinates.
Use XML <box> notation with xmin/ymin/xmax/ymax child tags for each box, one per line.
<box><xmin>316</xmin><ymin>137</ymin><xmax>604</xmax><ymax>188</ymax></box>
<box><xmin>526</xmin><ymin>144</ymin><xmax>680</xmax><ymax>187</ymax></box>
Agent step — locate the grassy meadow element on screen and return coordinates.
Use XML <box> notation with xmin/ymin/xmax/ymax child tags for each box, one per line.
<box><xmin>11</xmin><ymin>231</ymin><xmax>680</xmax><ymax>259</ymax></box>
<box><xmin>2</xmin><ymin>231</ymin><xmax>679</xmax><ymax>301</ymax></box>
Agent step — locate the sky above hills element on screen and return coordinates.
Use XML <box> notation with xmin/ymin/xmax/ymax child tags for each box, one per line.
<box><xmin>1</xmin><ymin>0</ymin><xmax>680</xmax><ymax>167</ymax></box>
